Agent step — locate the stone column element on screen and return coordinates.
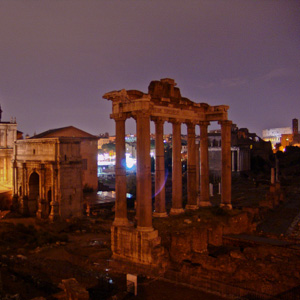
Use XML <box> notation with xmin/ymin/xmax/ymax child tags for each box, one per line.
<box><xmin>170</xmin><ymin>120</ymin><xmax>184</xmax><ymax>215</ymax></box>
<box><xmin>3</xmin><ymin>157</ymin><xmax>7</xmax><ymax>183</ymax></box>
<box><xmin>113</xmin><ymin>116</ymin><xmax>130</xmax><ymax>226</ymax></box>
<box><xmin>196</xmin><ymin>142</ymin><xmax>200</xmax><ymax>205</ymax></box>
<box><xmin>219</xmin><ymin>120</ymin><xmax>232</xmax><ymax>209</ymax></box>
<box><xmin>11</xmin><ymin>161</ymin><xmax>19</xmax><ymax>211</ymax></box>
<box><xmin>36</xmin><ymin>165</ymin><xmax>45</xmax><ymax>219</ymax></box>
<box><xmin>12</xmin><ymin>161</ymin><xmax>17</xmax><ymax>195</ymax></box>
<box><xmin>136</xmin><ymin>111</ymin><xmax>153</xmax><ymax>231</ymax></box>
<box><xmin>186</xmin><ymin>122</ymin><xmax>198</xmax><ymax>210</ymax></box>
<box><xmin>20</xmin><ymin>163</ymin><xmax>29</xmax><ymax>215</ymax></box>
<box><xmin>153</xmin><ymin>117</ymin><xmax>167</xmax><ymax>217</ymax></box>
<box><xmin>237</xmin><ymin>148</ymin><xmax>240</xmax><ymax>172</ymax></box>
<box><xmin>23</xmin><ymin>164</ymin><xmax>28</xmax><ymax>196</ymax></box>
<box><xmin>199</xmin><ymin>121</ymin><xmax>211</xmax><ymax>206</ymax></box>
<box><xmin>49</xmin><ymin>164</ymin><xmax>59</xmax><ymax>221</ymax></box>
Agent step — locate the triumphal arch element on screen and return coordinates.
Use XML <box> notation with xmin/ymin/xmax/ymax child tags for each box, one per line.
<box><xmin>103</xmin><ymin>78</ymin><xmax>232</xmax><ymax>266</ymax></box>
<box><xmin>12</xmin><ymin>137</ymin><xmax>83</xmax><ymax>220</ymax></box>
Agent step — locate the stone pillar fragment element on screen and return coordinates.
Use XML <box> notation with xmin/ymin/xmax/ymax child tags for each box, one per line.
<box><xmin>20</xmin><ymin>164</ymin><xmax>29</xmax><ymax>215</ymax></box>
<box><xmin>219</xmin><ymin>120</ymin><xmax>232</xmax><ymax>209</ymax></box>
<box><xmin>49</xmin><ymin>165</ymin><xmax>60</xmax><ymax>221</ymax></box>
<box><xmin>186</xmin><ymin>122</ymin><xmax>198</xmax><ymax>210</ymax></box>
<box><xmin>199</xmin><ymin>121</ymin><xmax>211</xmax><ymax>206</ymax></box>
<box><xmin>36</xmin><ymin>165</ymin><xmax>46</xmax><ymax>219</ymax></box>
<box><xmin>113</xmin><ymin>116</ymin><xmax>130</xmax><ymax>226</ymax></box>
<box><xmin>153</xmin><ymin>118</ymin><xmax>167</xmax><ymax>217</ymax></box>
<box><xmin>170</xmin><ymin>120</ymin><xmax>184</xmax><ymax>215</ymax></box>
<box><xmin>136</xmin><ymin>111</ymin><xmax>153</xmax><ymax>231</ymax></box>
<box><xmin>196</xmin><ymin>142</ymin><xmax>200</xmax><ymax>205</ymax></box>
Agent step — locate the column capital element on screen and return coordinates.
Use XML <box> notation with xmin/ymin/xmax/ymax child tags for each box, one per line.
<box><xmin>199</xmin><ymin>121</ymin><xmax>210</xmax><ymax>127</ymax></box>
<box><xmin>185</xmin><ymin>120</ymin><xmax>198</xmax><ymax>127</ymax></box>
<box><xmin>132</xmin><ymin>110</ymin><xmax>150</xmax><ymax>120</ymax></box>
<box><xmin>169</xmin><ymin>118</ymin><xmax>182</xmax><ymax>125</ymax></box>
<box><xmin>218</xmin><ymin>120</ymin><xmax>232</xmax><ymax>127</ymax></box>
<box><xmin>111</xmin><ymin>113</ymin><xmax>128</xmax><ymax>122</ymax></box>
<box><xmin>151</xmin><ymin>116</ymin><xmax>167</xmax><ymax>124</ymax></box>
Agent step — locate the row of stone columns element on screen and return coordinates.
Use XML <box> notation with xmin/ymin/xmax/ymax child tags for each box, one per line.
<box><xmin>113</xmin><ymin>114</ymin><xmax>233</xmax><ymax>231</ymax></box>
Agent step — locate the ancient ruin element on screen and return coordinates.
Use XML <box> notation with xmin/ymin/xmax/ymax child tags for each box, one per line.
<box><xmin>31</xmin><ymin>126</ymin><xmax>99</xmax><ymax>191</ymax></box>
<box><xmin>0</xmin><ymin>113</ymin><xmax>17</xmax><ymax>189</ymax></box>
<box><xmin>12</xmin><ymin>137</ymin><xmax>83</xmax><ymax>220</ymax></box>
<box><xmin>103</xmin><ymin>78</ymin><xmax>232</xmax><ymax>266</ymax></box>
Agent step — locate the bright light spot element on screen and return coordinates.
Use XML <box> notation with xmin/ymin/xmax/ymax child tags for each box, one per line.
<box><xmin>125</xmin><ymin>153</ymin><xmax>136</xmax><ymax>169</ymax></box>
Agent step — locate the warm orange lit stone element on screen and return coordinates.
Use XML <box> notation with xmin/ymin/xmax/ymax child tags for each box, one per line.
<box><xmin>199</xmin><ymin>121</ymin><xmax>211</xmax><ymax>207</ymax></box>
<box><xmin>219</xmin><ymin>120</ymin><xmax>232</xmax><ymax>209</ymax></box>
<box><xmin>153</xmin><ymin>117</ymin><xmax>167</xmax><ymax>217</ymax></box>
<box><xmin>103</xmin><ymin>78</ymin><xmax>231</xmax><ymax>266</ymax></box>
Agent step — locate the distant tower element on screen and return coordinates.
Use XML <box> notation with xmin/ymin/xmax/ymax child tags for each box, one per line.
<box><xmin>0</xmin><ymin>105</ymin><xmax>2</xmax><ymax>122</ymax></box>
<box><xmin>292</xmin><ymin>118</ymin><xmax>298</xmax><ymax>136</ymax></box>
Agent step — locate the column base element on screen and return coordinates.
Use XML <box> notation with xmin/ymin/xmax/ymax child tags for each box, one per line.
<box><xmin>111</xmin><ymin>225</ymin><xmax>165</xmax><ymax>266</ymax></box>
<box><xmin>170</xmin><ymin>208</ymin><xmax>185</xmax><ymax>215</ymax></box>
<box><xmin>20</xmin><ymin>196</ymin><xmax>29</xmax><ymax>216</ymax></box>
<box><xmin>185</xmin><ymin>204</ymin><xmax>198</xmax><ymax>210</ymax></box>
<box><xmin>49</xmin><ymin>214</ymin><xmax>60</xmax><ymax>222</ymax></box>
<box><xmin>199</xmin><ymin>201</ymin><xmax>212</xmax><ymax>207</ymax></box>
<box><xmin>220</xmin><ymin>203</ymin><xmax>232</xmax><ymax>210</ymax></box>
<box><xmin>137</xmin><ymin>226</ymin><xmax>154</xmax><ymax>232</ymax></box>
<box><xmin>270</xmin><ymin>184</ymin><xmax>276</xmax><ymax>193</ymax></box>
<box><xmin>49</xmin><ymin>201</ymin><xmax>60</xmax><ymax>222</ymax></box>
<box><xmin>113</xmin><ymin>217</ymin><xmax>132</xmax><ymax>227</ymax></box>
<box><xmin>153</xmin><ymin>211</ymin><xmax>168</xmax><ymax>218</ymax></box>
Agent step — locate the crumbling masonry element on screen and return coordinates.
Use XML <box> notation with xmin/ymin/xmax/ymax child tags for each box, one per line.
<box><xmin>103</xmin><ymin>78</ymin><xmax>232</xmax><ymax>266</ymax></box>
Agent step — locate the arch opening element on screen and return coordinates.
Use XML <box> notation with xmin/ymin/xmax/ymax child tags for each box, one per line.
<box><xmin>28</xmin><ymin>172</ymin><xmax>39</xmax><ymax>215</ymax></box>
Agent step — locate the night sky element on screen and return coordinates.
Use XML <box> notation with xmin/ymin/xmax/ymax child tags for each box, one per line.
<box><xmin>0</xmin><ymin>0</ymin><xmax>299</xmax><ymax>137</ymax></box>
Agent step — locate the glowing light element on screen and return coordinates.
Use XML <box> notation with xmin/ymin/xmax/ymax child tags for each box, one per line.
<box><xmin>125</xmin><ymin>153</ymin><xmax>136</xmax><ymax>169</ymax></box>
<box><xmin>153</xmin><ymin>169</ymin><xmax>168</xmax><ymax>198</ymax></box>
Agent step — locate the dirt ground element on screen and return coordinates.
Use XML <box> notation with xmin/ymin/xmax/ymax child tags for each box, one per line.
<box><xmin>0</xmin><ymin>214</ymin><xmax>227</xmax><ymax>299</ymax></box>
<box><xmin>0</xmin><ymin>175</ymin><xmax>300</xmax><ymax>299</ymax></box>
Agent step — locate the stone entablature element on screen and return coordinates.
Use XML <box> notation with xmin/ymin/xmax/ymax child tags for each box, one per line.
<box><xmin>15</xmin><ymin>138</ymin><xmax>81</xmax><ymax>162</ymax></box>
<box><xmin>104</xmin><ymin>79</ymin><xmax>228</xmax><ymax>124</ymax></box>
<box><xmin>13</xmin><ymin>137</ymin><xmax>83</xmax><ymax>220</ymax></box>
<box><xmin>103</xmin><ymin>78</ymin><xmax>233</xmax><ymax>266</ymax></box>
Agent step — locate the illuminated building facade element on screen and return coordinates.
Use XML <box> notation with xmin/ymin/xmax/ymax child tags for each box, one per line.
<box><xmin>0</xmin><ymin>116</ymin><xmax>17</xmax><ymax>188</ymax></box>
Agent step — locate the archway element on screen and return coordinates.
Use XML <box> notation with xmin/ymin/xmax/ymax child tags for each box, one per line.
<box><xmin>28</xmin><ymin>172</ymin><xmax>39</xmax><ymax>215</ymax></box>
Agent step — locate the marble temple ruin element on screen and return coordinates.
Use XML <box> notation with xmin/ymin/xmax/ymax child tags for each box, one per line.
<box><xmin>103</xmin><ymin>78</ymin><xmax>232</xmax><ymax>267</ymax></box>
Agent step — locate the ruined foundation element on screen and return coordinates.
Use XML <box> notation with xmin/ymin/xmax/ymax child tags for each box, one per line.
<box><xmin>111</xmin><ymin>225</ymin><xmax>166</xmax><ymax>271</ymax></box>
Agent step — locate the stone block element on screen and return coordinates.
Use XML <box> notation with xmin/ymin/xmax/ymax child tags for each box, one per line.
<box><xmin>191</xmin><ymin>228</ymin><xmax>208</xmax><ymax>253</ymax></box>
<box><xmin>111</xmin><ymin>225</ymin><xmax>165</xmax><ymax>267</ymax></box>
<box><xmin>60</xmin><ymin>278</ymin><xmax>89</xmax><ymax>300</ymax></box>
<box><xmin>208</xmin><ymin>225</ymin><xmax>223</xmax><ymax>246</ymax></box>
